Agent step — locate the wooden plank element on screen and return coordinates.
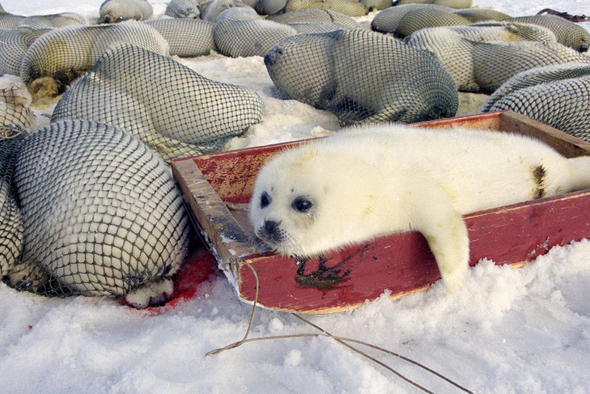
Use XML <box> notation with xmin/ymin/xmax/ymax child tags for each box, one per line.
<box><xmin>498</xmin><ymin>111</ymin><xmax>590</xmax><ymax>158</ymax></box>
<box><xmin>412</xmin><ymin>110</ymin><xmax>503</xmax><ymax>130</ymax></box>
<box><xmin>188</xmin><ymin>139</ymin><xmax>312</xmax><ymax>204</ymax></box>
<box><xmin>172</xmin><ymin>159</ymin><xmax>257</xmax><ymax>276</ymax></box>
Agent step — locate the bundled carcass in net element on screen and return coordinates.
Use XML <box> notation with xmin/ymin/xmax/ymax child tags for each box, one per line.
<box><xmin>52</xmin><ymin>43</ymin><xmax>264</xmax><ymax>164</ymax></box>
<box><xmin>10</xmin><ymin>119</ymin><xmax>190</xmax><ymax>308</ymax></box>
<box><xmin>0</xmin><ymin>75</ymin><xmax>32</xmax><ymax>282</ymax></box>
<box><xmin>264</xmin><ymin>28</ymin><xmax>458</xmax><ymax>125</ymax></box>
<box><xmin>0</xmin><ymin>126</ymin><xmax>26</xmax><ymax>281</ymax></box>
<box><xmin>20</xmin><ymin>20</ymin><xmax>169</xmax><ymax>104</ymax></box>
<box><xmin>481</xmin><ymin>63</ymin><xmax>590</xmax><ymax>141</ymax></box>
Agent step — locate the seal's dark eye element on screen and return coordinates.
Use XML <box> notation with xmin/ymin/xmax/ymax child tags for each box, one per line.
<box><xmin>260</xmin><ymin>192</ymin><xmax>271</xmax><ymax>209</ymax></box>
<box><xmin>292</xmin><ymin>197</ymin><xmax>313</xmax><ymax>213</ymax></box>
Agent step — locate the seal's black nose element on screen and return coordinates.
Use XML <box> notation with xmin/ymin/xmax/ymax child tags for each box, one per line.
<box><xmin>264</xmin><ymin>220</ymin><xmax>279</xmax><ymax>235</ymax></box>
<box><xmin>264</xmin><ymin>49</ymin><xmax>282</xmax><ymax>67</ymax></box>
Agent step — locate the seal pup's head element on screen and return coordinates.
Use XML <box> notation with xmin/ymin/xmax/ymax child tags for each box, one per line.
<box><xmin>249</xmin><ymin>143</ymin><xmax>326</xmax><ymax>258</ymax></box>
<box><xmin>249</xmin><ymin>131</ymin><xmax>397</xmax><ymax>258</ymax></box>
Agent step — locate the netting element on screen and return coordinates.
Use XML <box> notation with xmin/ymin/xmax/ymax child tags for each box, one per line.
<box><xmin>404</xmin><ymin>22</ymin><xmax>558</xmax><ymax>92</ymax></box>
<box><xmin>146</xmin><ymin>18</ymin><xmax>215</xmax><ymax>57</ymax></box>
<box><xmin>287</xmin><ymin>21</ymin><xmax>353</xmax><ymax>34</ymax></box>
<box><xmin>52</xmin><ymin>43</ymin><xmax>264</xmax><ymax>164</ymax></box>
<box><xmin>372</xmin><ymin>4</ymin><xmax>511</xmax><ymax>34</ymax></box>
<box><xmin>394</xmin><ymin>7</ymin><xmax>471</xmax><ymax>37</ymax></box>
<box><xmin>451</xmin><ymin>21</ymin><xmax>556</xmax><ymax>42</ymax></box>
<box><xmin>361</xmin><ymin>0</ymin><xmax>392</xmax><ymax>11</ymax></box>
<box><xmin>20</xmin><ymin>24</ymin><xmax>104</xmax><ymax>91</ymax></box>
<box><xmin>214</xmin><ymin>6</ymin><xmax>260</xmax><ymax>22</ymax></box>
<box><xmin>201</xmin><ymin>0</ymin><xmax>250</xmax><ymax>22</ymax></box>
<box><xmin>267</xmin><ymin>9</ymin><xmax>359</xmax><ymax>26</ymax></box>
<box><xmin>165</xmin><ymin>0</ymin><xmax>201</xmax><ymax>18</ymax></box>
<box><xmin>371</xmin><ymin>4</ymin><xmax>456</xmax><ymax>34</ymax></box>
<box><xmin>214</xmin><ymin>18</ymin><xmax>296</xmax><ymax>57</ymax></box>
<box><xmin>505</xmin><ymin>15</ymin><xmax>590</xmax><ymax>52</ymax></box>
<box><xmin>481</xmin><ymin>63</ymin><xmax>590</xmax><ymax>140</ymax></box>
<box><xmin>0</xmin><ymin>27</ymin><xmax>52</xmax><ymax>76</ymax></box>
<box><xmin>20</xmin><ymin>21</ymin><xmax>168</xmax><ymax>100</ymax></box>
<box><xmin>10</xmin><ymin>119</ymin><xmax>190</xmax><ymax>307</ymax></box>
<box><xmin>15</xmin><ymin>12</ymin><xmax>87</xmax><ymax>29</ymax></box>
<box><xmin>97</xmin><ymin>0</ymin><xmax>153</xmax><ymax>24</ymax></box>
<box><xmin>484</xmin><ymin>75</ymin><xmax>590</xmax><ymax>141</ymax></box>
<box><xmin>0</xmin><ymin>126</ymin><xmax>25</xmax><ymax>279</ymax></box>
<box><xmin>393</xmin><ymin>0</ymin><xmax>472</xmax><ymax>8</ymax></box>
<box><xmin>472</xmin><ymin>41</ymin><xmax>590</xmax><ymax>93</ymax></box>
<box><xmin>0</xmin><ymin>76</ymin><xmax>33</xmax><ymax>131</ymax></box>
<box><xmin>256</xmin><ymin>0</ymin><xmax>288</xmax><ymax>15</ymax></box>
<box><xmin>90</xmin><ymin>20</ymin><xmax>168</xmax><ymax>61</ymax></box>
<box><xmin>452</xmin><ymin>7</ymin><xmax>510</xmax><ymax>22</ymax></box>
<box><xmin>284</xmin><ymin>0</ymin><xmax>368</xmax><ymax>17</ymax></box>
<box><xmin>265</xmin><ymin>28</ymin><xmax>458</xmax><ymax>125</ymax></box>
<box><xmin>0</xmin><ymin>13</ymin><xmax>25</xmax><ymax>29</ymax></box>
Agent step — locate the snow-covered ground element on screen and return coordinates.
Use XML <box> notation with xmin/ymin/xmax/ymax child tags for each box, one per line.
<box><xmin>1</xmin><ymin>0</ymin><xmax>590</xmax><ymax>393</ymax></box>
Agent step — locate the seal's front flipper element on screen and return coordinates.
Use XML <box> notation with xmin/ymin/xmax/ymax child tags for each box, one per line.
<box><xmin>409</xmin><ymin>184</ymin><xmax>470</xmax><ymax>293</ymax></box>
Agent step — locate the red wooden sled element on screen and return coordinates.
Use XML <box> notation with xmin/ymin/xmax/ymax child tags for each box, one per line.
<box><xmin>171</xmin><ymin>111</ymin><xmax>590</xmax><ymax>314</ymax></box>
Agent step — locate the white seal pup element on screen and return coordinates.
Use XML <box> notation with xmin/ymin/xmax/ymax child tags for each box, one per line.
<box><xmin>249</xmin><ymin>124</ymin><xmax>590</xmax><ymax>293</ymax></box>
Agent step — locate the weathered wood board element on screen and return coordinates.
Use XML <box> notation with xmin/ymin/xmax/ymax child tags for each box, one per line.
<box><xmin>172</xmin><ymin>111</ymin><xmax>590</xmax><ymax>314</ymax></box>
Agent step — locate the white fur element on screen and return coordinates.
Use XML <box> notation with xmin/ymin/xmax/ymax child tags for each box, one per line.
<box><xmin>0</xmin><ymin>75</ymin><xmax>33</xmax><ymax>107</ymax></box>
<box><xmin>124</xmin><ymin>279</ymin><xmax>174</xmax><ymax>309</ymax></box>
<box><xmin>249</xmin><ymin>124</ymin><xmax>590</xmax><ymax>293</ymax></box>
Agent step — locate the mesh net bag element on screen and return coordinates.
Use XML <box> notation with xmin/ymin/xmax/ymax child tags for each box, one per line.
<box><xmin>482</xmin><ymin>62</ymin><xmax>590</xmax><ymax>112</ymax></box>
<box><xmin>146</xmin><ymin>19</ymin><xmax>215</xmax><ymax>57</ymax></box>
<box><xmin>287</xmin><ymin>21</ymin><xmax>354</xmax><ymax>34</ymax></box>
<box><xmin>0</xmin><ymin>77</ymin><xmax>31</xmax><ymax>282</ymax></box>
<box><xmin>505</xmin><ymin>15</ymin><xmax>590</xmax><ymax>52</ymax></box>
<box><xmin>483</xmin><ymin>74</ymin><xmax>590</xmax><ymax>141</ymax></box>
<box><xmin>0</xmin><ymin>76</ymin><xmax>34</xmax><ymax>132</ymax></box>
<box><xmin>395</xmin><ymin>7</ymin><xmax>471</xmax><ymax>37</ymax></box>
<box><xmin>449</xmin><ymin>21</ymin><xmax>557</xmax><ymax>42</ymax></box>
<box><xmin>20</xmin><ymin>25</ymin><xmax>106</xmax><ymax>90</ymax></box>
<box><xmin>453</xmin><ymin>7</ymin><xmax>510</xmax><ymax>22</ymax></box>
<box><xmin>361</xmin><ymin>0</ymin><xmax>392</xmax><ymax>12</ymax></box>
<box><xmin>165</xmin><ymin>0</ymin><xmax>201</xmax><ymax>18</ymax></box>
<box><xmin>52</xmin><ymin>43</ymin><xmax>264</xmax><ymax>164</ymax></box>
<box><xmin>0</xmin><ymin>27</ymin><xmax>52</xmax><ymax>76</ymax></box>
<box><xmin>394</xmin><ymin>0</ymin><xmax>472</xmax><ymax>8</ymax></box>
<box><xmin>17</xmin><ymin>12</ymin><xmax>87</xmax><ymax>29</ymax></box>
<box><xmin>98</xmin><ymin>0</ymin><xmax>154</xmax><ymax>24</ymax></box>
<box><xmin>11</xmin><ymin>119</ymin><xmax>190</xmax><ymax>307</ymax></box>
<box><xmin>284</xmin><ymin>0</ymin><xmax>368</xmax><ymax>17</ymax></box>
<box><xmin>404</xmin><ymin>22</ymin><xmax>558</xmax><ymax>92</ymax></box>
<box><xmin>0</xmin><ymin>13</ymin><xmax>25</xmax><ymax>29</ymax></box>
<box><xmin>201</xmin><ymin>0</ymin><xmax>250</xmax><ymax>22</ymax></box>
<box><xmin>255</xmin><ymin>0</ymin><xmax>288</xmax><ymax>15</ymax></box>
<box><xmin>480</xmin><ymin>63</ymin><xmax>590</xmax><ymax>140</ymax></box>
<box><xmin>214</xmin><ymin>6</ymin><xmax>260</xmax><ymax>22</ymax></box>
<box><xmin>268</xmin><ymin>9</ymin><xmax>359</xmax><ymax>27</ymax></box>
<box><xmin>89</xmin><ymin>20</ymin><xmax>169</xmax><ymax>62</ymax></box>
<box><xmin>371</xmin><ymin>4</ymin><xmax>453</xmax><ymax>34</ymax></box>
<box><xmin>472</xmin><ymin>41</ymin><xmax>590</xmax><ymax>93</ymax></box>
<box><xmin>405</xmin><ymin>27</ymin><xmax>476</xmax><ymax>92</ymax></box>
<box><xmin>20</xmin><ymin>21</ymin><xmax>169</xmax><ymax>99</ymax></box>
<box><xmin>214</xmin><ymin>18</ymin><xmax>296</xmax><ymax>57</ymax></box>
<box><xmin>0</xmin><ymin>126</ymin><xmax>26</xmax><ymax>279</ymax></box>
<box><xmin>265</xmin><ymin>28</ymin><xmax>458</xmax><ymax>125</ymax></box>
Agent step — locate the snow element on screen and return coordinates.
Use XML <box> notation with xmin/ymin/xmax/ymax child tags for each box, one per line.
<box><xmin>1</xmin><ymin>0</ymin><xmax>590</xmax><ymax>393</ymax></box>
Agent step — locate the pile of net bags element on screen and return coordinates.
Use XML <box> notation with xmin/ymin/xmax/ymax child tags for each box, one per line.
<box><xmin>0</xmin><ymin>76</ymin><xmax>197</xmax><ymax>308</ymax></box>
